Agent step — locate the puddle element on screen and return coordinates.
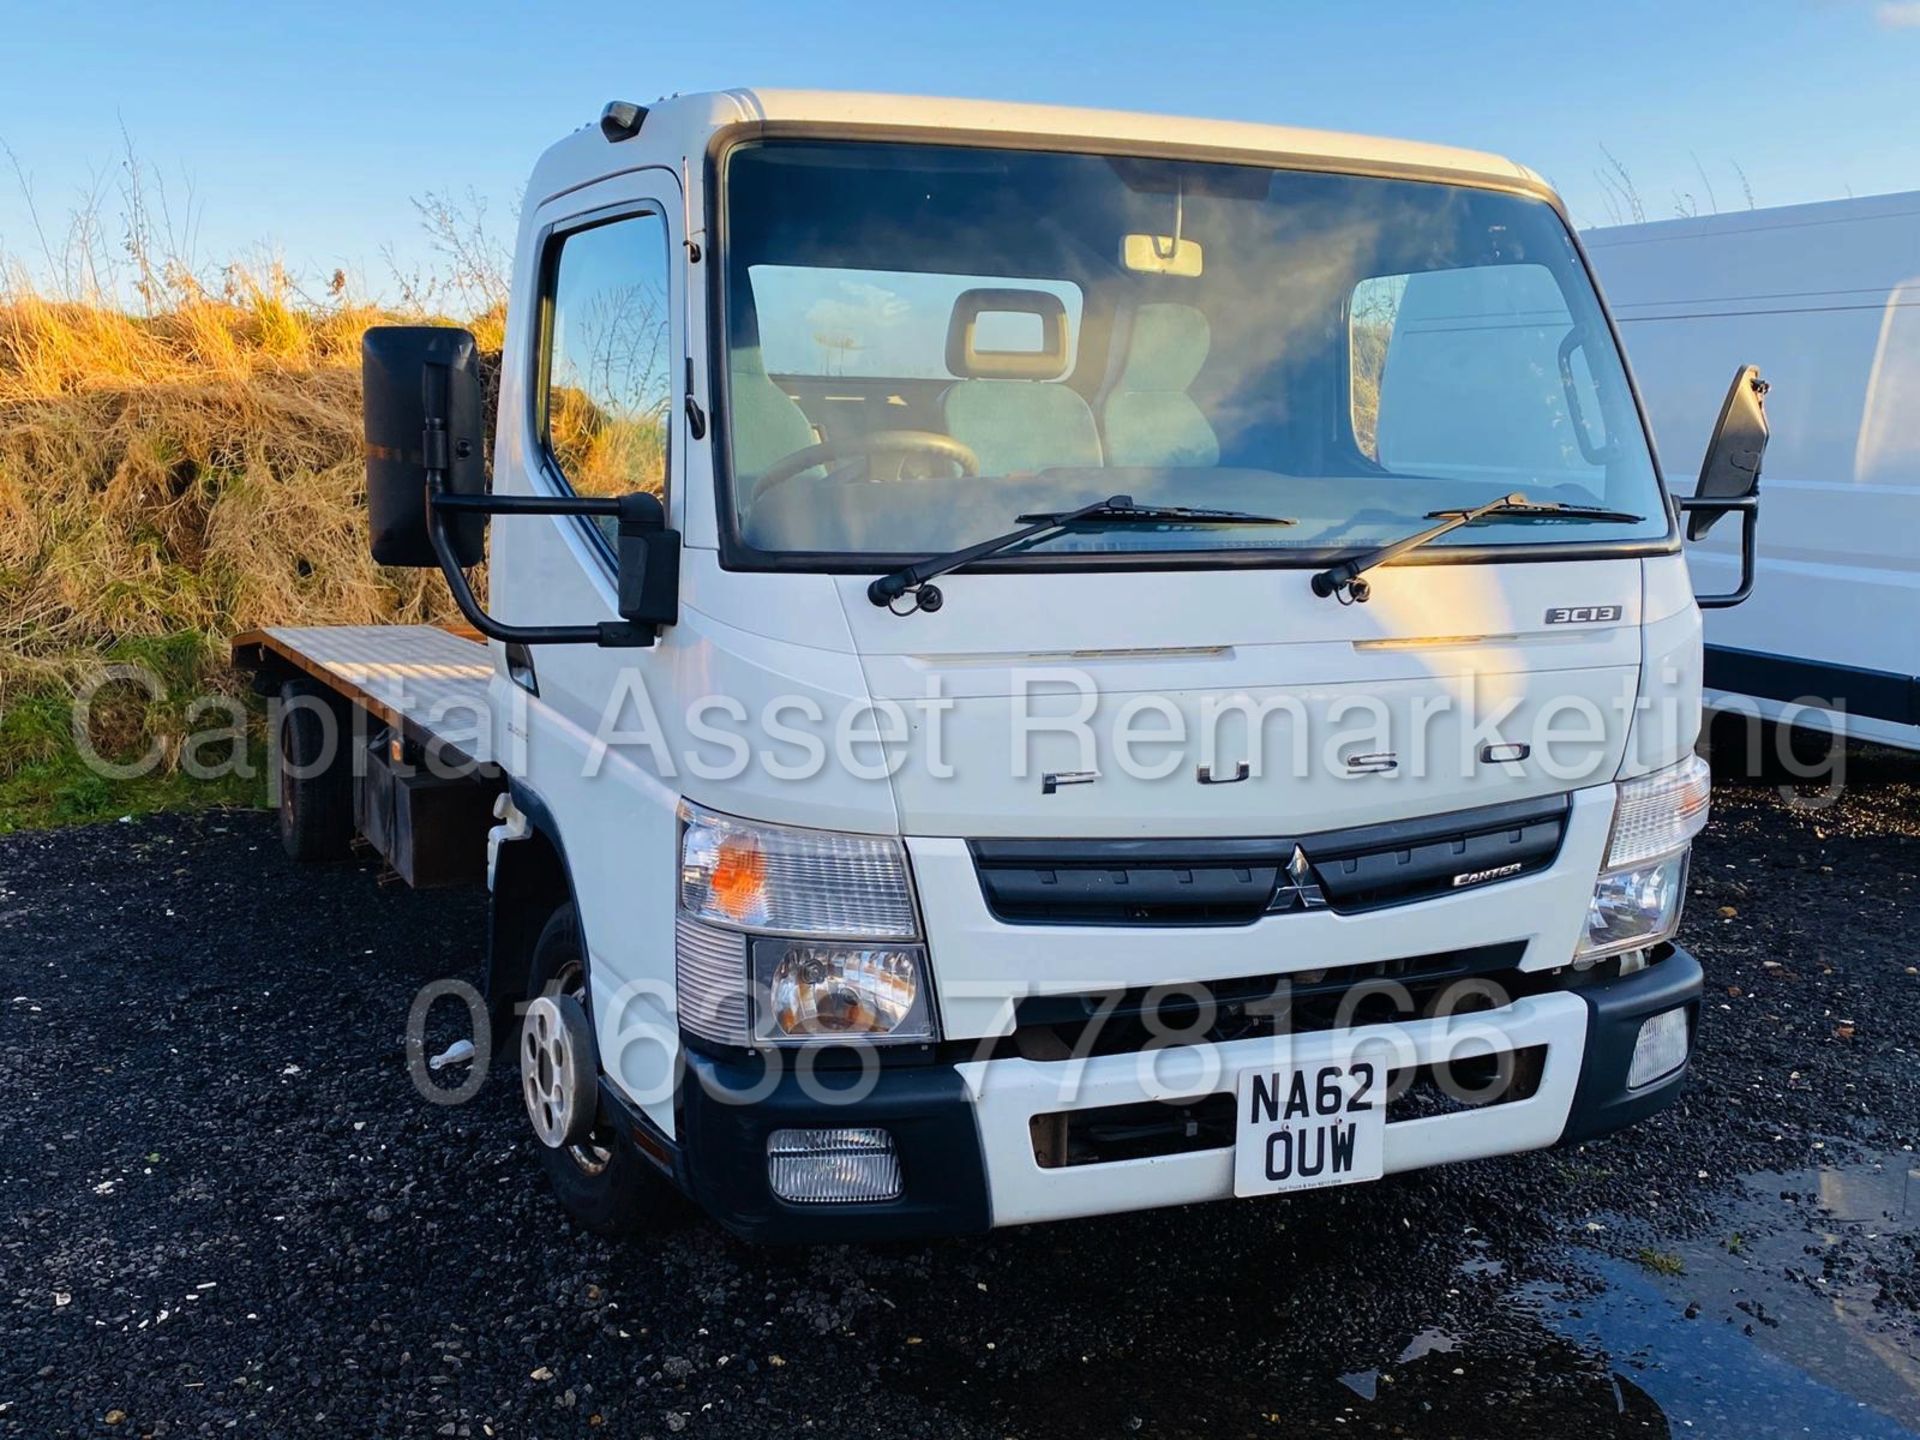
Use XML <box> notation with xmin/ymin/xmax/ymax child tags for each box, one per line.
<box><xmin>1395</xmin><ymin>1325</ymin><xmax>1461</xmax><ymax>1365</ymax></box>
<box><xmin>1528</xmin><ymin>1257</ymin><xmax>1916</xmax><ymax>1437</ymax></box>
<box><xmin>896</xmin><ymin>1150</ymin><xmax>1920</xmax><ymax>1437</ymax></box>
<box><xmin>1526</xmin><ymin>1151</ymin><xmax>1920</xmax><ymax>1436</ymax></box>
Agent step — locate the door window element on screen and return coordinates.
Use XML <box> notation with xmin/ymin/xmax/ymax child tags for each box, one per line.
<box><xmin>540</xmin><ymin>212</ymin><xmax>673</xmax><ymax>506</ymax></box>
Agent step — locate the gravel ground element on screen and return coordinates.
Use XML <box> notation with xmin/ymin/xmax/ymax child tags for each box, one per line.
<box><xmin>2</xmin><ymin>749</ymin><xmax>1918</xmax><ymax>1438</ymax></box>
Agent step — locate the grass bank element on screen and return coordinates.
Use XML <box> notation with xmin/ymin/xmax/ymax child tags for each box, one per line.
<box><xmin>0</xmin><ymin>270</ymin><xmax>498</xmax><ymax>831</ymax></box>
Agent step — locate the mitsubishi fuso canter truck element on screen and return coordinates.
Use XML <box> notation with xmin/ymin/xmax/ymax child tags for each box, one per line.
<box><xmin>235</xmin><ymin>89</ymin><xmax>1769</xmax><ymax>1242</ymax></box>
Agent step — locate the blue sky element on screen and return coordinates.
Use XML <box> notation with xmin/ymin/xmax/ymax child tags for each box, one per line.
<box><xmin>2</xmin><ymin>0</ymin><xmax>1916</xmax><ymax>296</ymax></box>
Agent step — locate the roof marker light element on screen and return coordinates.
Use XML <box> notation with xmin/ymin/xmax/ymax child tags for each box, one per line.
<box><xmin>600</xmin><ymin>101</ymin><xmax>647</xmax><ymax>142</ymax></box>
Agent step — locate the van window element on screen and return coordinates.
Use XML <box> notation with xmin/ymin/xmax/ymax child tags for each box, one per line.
<box><xmin>1348</xmin><ymin>274</ymin><xmax>1406</xmax><ymax>460</ymax></box>
<box><xmin>541</xmin><ymin>212</ymin><xmax>673</xmax><ymax>504</ymax></box>
<box><xmin>1352</xmin><ymin>264</ymin><xmax>1622</xmax><ymax>488</ymax></box>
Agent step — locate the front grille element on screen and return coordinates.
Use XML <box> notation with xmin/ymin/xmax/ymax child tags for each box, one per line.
<box><xmin>1000</xmin><ymin>941</ymin><xmax>1529</xmax><ymax>1061</ymax></box>
<box><xmin>970</xmin><ymin>795</ymin><xmax>1569</xmax><ymax>926</ymax></box>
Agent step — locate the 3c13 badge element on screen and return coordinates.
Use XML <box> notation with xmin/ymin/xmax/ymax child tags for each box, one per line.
<box><xmin>1545</xmin><ymin>604</ymin><xmax>1623</xmax><ymax>624</ymax></box>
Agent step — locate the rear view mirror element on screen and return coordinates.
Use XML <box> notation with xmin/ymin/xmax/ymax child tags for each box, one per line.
<box><xmin>1688</xmin><ymin>365</ymin><xmax>1769</xmax><ymax>540</ymax></box>
<box><xmin>362</xmin><ymin>325</ymin><xmax>675</xmax><ymax>649</ymax></box>
<box><xmin>1675</xmin><ymin>364</ymin><xmax>1768</xmax><ymax>609</ymax></box>
<box><xmin>1122</xmin><ymin>233</ymin><xmax>1204</xmax><ymax>277</ymax></box>
<box><xmin>363</xmin><ymin>326</ymin><xmax>486</xmax><ymax>568</ymax></box>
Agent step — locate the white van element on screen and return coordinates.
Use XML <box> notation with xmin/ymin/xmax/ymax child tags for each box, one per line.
<box><xmin>240</xmin><ymin>90</ymin><xmax>1767</xmax><ymax>1242</ymax></box>
<box><xmin>1588</xmin><ymin>193</ymin><xmax>1920</xmax><ymax>751</ymax></box>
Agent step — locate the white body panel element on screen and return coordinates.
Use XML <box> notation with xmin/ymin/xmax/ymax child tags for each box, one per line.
<box><xmin>843</xmin><ymin>562</ymin><xmax>1649</xmax><ymax>837</ymax></box>
<box><xmin>1588</xmin><ymin>194</ymin><xmax>1920</xmax><ymax>749</ymax></box>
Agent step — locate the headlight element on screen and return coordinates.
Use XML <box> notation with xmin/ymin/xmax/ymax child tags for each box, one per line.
<box><xmin>679</xmin><ymin>802</ymin><xmax>917</xmax><ymax>938</ymax></box>
<box><xmin>1580</xmin><ymin>850</ymin><xmax>1689</xmax><ymax>958</ymax></box>
<box><xmin>1604</xmin><ymin>754</ymin><xmax>1711</xmax><ymax>871</ymax></box>
<box><xmin>1577</xmin><ymin>756</ymin><xmax>1710</xmax><ymax>960</ymax></box>
<box><xmin>752</xmin><ymin>940</ymin><xmax>933</xmax><ymax>1043</ymax></box>
<box><xmin>676</xmin><ymin>802</ymin><xmax>935</xmax><ymax>1046</ymax></box>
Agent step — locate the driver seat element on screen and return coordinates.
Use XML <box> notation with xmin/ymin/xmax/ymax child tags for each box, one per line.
<box><xmin>729</xmin><ymin>344</ymin><xmax>818</xmax><ymax>485</ymax></box>
<box><xmin>939</xmin><ymin>289</ymin><xmax>1103</xmax><ymax>475</ymax></box>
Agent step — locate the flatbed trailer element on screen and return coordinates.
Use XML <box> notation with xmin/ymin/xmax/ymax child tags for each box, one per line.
<box><xmin>233</xmin><ymin>624</ymin><xmax>502</xmax><ymax>887</ymax></box>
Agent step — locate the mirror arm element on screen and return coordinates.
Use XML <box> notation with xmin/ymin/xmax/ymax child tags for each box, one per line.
<box><xmin>1676</xmin><ymin>494</ymin><xmax>1759</xmax><ymax>609</ymax></box>
<box><xmin>433</xmin><ymin>492</ymin><xmax>615</xmax><ymax>518</ymax></box>
<box><xmin>425</xmin><ymin>480</ymin><xmax>657</xmax><ymax>647</ymax></box>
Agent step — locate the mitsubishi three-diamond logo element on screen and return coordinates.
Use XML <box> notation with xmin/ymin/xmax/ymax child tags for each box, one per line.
<box><xmin>1270</xmin><ymin>844</ymin><xmax>1329</xmax><ymax>912</ymax></box>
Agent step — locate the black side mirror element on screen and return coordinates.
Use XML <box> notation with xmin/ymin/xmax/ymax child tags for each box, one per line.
<box><xmin>1688</xmin><ymin>365</ymin><xmax>1769</xmax><ymax>540</ymax></box>
<box><xmin>363</xmin><ymin>326</ymin><xmax>486</xmax><ymax>568</ymax></box>
<box><xmin>616</xmin><ymin>493</ymin><xmax>680</xmax><ymax>632</ymax></box>
<box><xmin>361</xmin><ymin>324</ymin><xmax>676</xmax><ymax>649</ymax></box>
<box><xmin>1674</xmin><ymin>364</ymin><xmax>1768</xmax><ymax>609</ymax></box>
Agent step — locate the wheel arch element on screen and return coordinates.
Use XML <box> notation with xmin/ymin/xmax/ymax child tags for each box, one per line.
<box><xmin>487</xmin><ymin>779</ymin><xmax>583</xmax><ymax>1042</ymax></box>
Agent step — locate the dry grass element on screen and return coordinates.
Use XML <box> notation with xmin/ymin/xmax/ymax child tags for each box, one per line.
<box><xmin>0</xmin><ymin>274</ymin><xmax>502</xmax><ymax>699</ymax></box>
<box><xmin>0</xmin><ymin>173</ymin><xmax>512</xmax><ymax>827</ymax></box>
<box><xmin>0</xmin><ymin>272</ymin><xmax>496</xmax><ymax>827</ymax></box>
<box><xmin>548</xmin><ymin>384</ymin><xmax>667</xmax><ymax>500</ymax></box>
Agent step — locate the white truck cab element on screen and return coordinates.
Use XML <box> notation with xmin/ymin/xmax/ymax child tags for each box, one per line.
<box><xmin>260</xmin><ymin>90</ymin><xmax>1769</xmax><ymax>1241</ymax></box>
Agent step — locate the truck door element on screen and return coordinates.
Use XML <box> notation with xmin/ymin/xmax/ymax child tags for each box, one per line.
<box><xmin>491</xmin><ymin>170</ymin><xmax>688</xmax><ymax>1133</ymax></box>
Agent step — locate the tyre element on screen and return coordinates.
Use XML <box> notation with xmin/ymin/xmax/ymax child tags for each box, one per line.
<box><xmin>276</xmin><ymin>678</ymin><xmax>354</xmax><ymax>862</ymax></box>
<box><xmin>522</xmin><ymin>903</ymin><xmax>675</xmax><ymax>1236</ymax></box>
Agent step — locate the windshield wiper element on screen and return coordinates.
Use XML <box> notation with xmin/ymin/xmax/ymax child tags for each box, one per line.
<box><xmin>868</xmin><ymin>495</ymin><xmax>1295</xmax><ymax>613</ymax></box>
<box><xmin>1012</xmin><ymin>501</ymin><xmax>1295</xmax><ymax>526</ymax></box>
<box><xmin>1424</xmin><ymin>499</ymin><xmax>1647</xmax><ymax>525</ymax></box>
<box><xmin>1309</xmin><ymin>492</ymin><xmax>1646</xmax><ymax>603</ymax></box>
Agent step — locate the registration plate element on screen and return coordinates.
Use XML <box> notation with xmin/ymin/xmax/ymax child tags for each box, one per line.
<box><xmin>1233</xmin><ymin>1059</ymin><xmax>1385</xmax><ymax>1197</ymax></box>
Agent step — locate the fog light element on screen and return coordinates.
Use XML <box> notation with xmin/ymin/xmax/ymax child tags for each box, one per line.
<box><xmin>1628</xmin><ymin>1007</ymin><xmax>1690</xmax><ymax>1089</ymax></box>
<box><xmin>767</xmin><ymin>1127</ymin><xmax>902</xmax><ymax>1203</ymax></box>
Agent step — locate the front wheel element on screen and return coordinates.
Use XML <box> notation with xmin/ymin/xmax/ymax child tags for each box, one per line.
<box><xmin>522</xmin><ymin>903</ymin><xmax>676</xmax><ymax>1236</ymax></box>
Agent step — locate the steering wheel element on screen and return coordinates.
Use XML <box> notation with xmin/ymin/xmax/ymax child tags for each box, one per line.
<box><xmin>750</xmin><ymin>430</ymin><xmax>981</xmax><ymax>504</ymax></box>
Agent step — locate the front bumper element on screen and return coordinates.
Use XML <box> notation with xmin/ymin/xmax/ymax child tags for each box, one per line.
<box><xmin>1560</xmin><ymin>943</ymin><xmax>1703</xmax><ymax>1143</ymax></box>
<box><xmin>677</xmin><ymin>1049</ymin><xmax>992</xmax><ymax>1243</ymax></box>
<box><xmin>672</xmin><ymin>946</ymin><xmax>1703</xmax><ymax>1243</ymax></box>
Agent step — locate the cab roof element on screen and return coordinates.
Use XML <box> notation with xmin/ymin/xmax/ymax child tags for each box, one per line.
<box><xmin>525</xmin><ymin>88</ymin><xmax>1549</xmax><ymax>210</ymax></box>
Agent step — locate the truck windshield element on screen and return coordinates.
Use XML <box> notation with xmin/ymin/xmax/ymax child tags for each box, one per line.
<box><xmin>720</xmin><ymin>139</ymin><xmax>1670</xmax><ymax>562</ymax></box>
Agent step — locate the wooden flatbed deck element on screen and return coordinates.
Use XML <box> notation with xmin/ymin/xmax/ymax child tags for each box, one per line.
<box><xmin>232</xmin><ymin>625</ymin><xmax>496</xmax><ymax>769</ymax></box>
